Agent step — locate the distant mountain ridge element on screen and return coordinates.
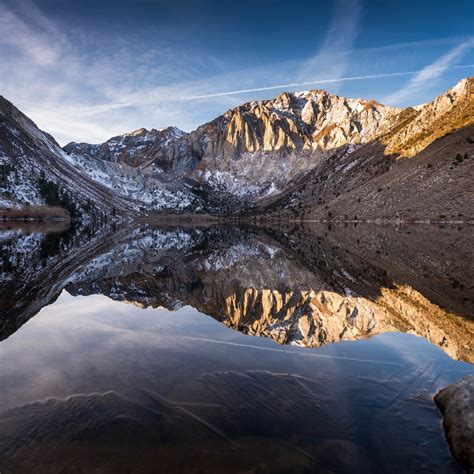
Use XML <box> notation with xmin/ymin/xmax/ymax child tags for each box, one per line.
<box><xmin>1</xmin><ymin>77</ymin><xmax>473</xmax><ymax>219</ymax></box>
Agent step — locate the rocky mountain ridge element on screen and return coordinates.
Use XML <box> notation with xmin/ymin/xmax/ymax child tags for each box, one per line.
<box><xmin>1</xmin><ymin>77</ymin><xmax>473</xmax><ymax>218</ymax></box>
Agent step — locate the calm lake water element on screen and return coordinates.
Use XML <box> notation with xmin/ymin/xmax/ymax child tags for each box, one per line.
<box><xmin>0</xmin><ymin>222</ymin><xmax>472</xmax><ymax>473</ymax></box>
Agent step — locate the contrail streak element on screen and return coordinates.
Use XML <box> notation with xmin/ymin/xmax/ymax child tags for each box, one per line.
<box><xmin>183</xmin><ymin>64</ymin><xmax>474</xmax><ymax>100</ymax></box>
<box><xmin>179</xmin><ymin>336</ymin><xmax>402</xmax><ymax>366</ymax></box>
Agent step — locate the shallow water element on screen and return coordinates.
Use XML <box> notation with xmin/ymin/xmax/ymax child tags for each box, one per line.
<box><xmin>0</xmin><ymin>222</ymin><xmax>472</xmax><ymax>473</ymax></box>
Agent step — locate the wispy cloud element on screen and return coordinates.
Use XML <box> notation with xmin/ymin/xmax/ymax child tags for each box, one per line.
<box><xmin>1</xmin><ymin>0</ymin><xmax>472</xmax><ymax>145</ymax></box>
<box><xmin>181</xmin><ymin>64</ymin><xmax>474</xmax><ymax>100</ymax></box>
<box><xmin>0</xmin><ymin>0</ymin><xmax>202</xmax><ymax>142</ymax></box>
<box><xmin>383</xmin><ymin>38</ymin><xmax>474</xmax><ymax>104</ymax></box>
<box><xmin>0</xmin><ymin>0</ymin><xmax>65</xmax><ymax>65</ymax></box>
<box><xmin>296</xmin><ymin>0</ymin><xmax>362</xmax><ymax>89</ymax></box>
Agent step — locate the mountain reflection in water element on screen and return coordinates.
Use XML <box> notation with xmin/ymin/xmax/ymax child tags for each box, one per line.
<box><xmin>0</xmin><ymin>222</ymin><xmax>473</xmax><ymax>473</ymax></box>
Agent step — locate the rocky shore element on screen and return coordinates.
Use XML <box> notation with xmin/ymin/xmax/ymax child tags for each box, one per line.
<box><xmin>435</xmin><ymin>375</ymin><xmax>474</xmax><ymax>472</ymax></box>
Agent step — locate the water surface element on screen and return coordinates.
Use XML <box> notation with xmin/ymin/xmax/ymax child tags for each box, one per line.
<box><xmin>0</xmin><ymin>222</ymin><xmax>472</xmax><ymax>473</ymax></box>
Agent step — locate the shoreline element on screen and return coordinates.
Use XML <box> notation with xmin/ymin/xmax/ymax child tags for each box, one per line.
<box><xmin>2</xmin><ymin>213</ymin><xmax>473</xmax><ymax>225</ymax></box>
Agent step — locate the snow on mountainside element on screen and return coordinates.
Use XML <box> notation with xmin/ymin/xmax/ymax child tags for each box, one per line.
<box><xmin>62</xmin><ymin>148</ymin><xmax>201</xmax><ymax>212</ymax></box>
<box><xmin>63</xmin><ymin>126</ymin><xmax>206</xmax><ymax>212</ymax></box>
<box><xmin>184</xmin><ymin>88</ymin><xmax>403</xmax><ymax>197</ymax></box>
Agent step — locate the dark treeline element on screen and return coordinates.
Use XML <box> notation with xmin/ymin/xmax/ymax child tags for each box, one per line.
<box><xmin>38</xmin><ymin>171</ymin><xmax>79</xmax><ymax>218</ymax></box>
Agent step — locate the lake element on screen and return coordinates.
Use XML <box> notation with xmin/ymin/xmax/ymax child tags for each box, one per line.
<box><xmin>0</xmin><ymin>221</ymin><xmax>472</xmax><ymax>473</ymax></box>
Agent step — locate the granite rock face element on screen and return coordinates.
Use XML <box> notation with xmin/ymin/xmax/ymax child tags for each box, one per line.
<box><xmin>64</xmin><ymin>87</ymin><xmax>403</xmax><ymax>202</ymax></box>
<box><xmin>382</xmin><ymin>77</ymin><xmax>474</xmax><ymax>157</ymax></box>
<box><xmin>190</xmin><ymin>90</ymin><xmax>401</xmax><ymax>195</ymax></box>
<box><xmin>435</xmin><ymin>375</ymin><xmax>474</xmax><ymax>472</ymax></box>
<box><xmin>258</xmin><ymin>79</ymin><xmax>474</xmax><ymax>222</ymax></box>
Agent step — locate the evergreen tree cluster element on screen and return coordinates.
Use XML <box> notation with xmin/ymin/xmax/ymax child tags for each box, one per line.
<box><xmin>38</xmin><ymin>171</ymin><xmax>80</xmax><ymax>218</ymax></box>
<box><xmin>0</xmin><ymin>163</ymin><xmax>12</xmax><ymax>190</ymax></box>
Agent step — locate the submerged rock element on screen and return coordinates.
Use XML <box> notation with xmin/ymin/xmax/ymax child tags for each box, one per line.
<box><xmin>435</xmin><ymin>375</ymin><xmax>474</xmax><ymax>472</ymax></box>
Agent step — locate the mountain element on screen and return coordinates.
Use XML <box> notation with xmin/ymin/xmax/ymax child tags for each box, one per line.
<box><xmin>260</xmin><ymin>124</ymin><xmax>474</xmax><ymax>222</ymax></box>
<box><xmin>0</xmin><ymin>98</ymin><xmax>206</xmax><ymax>217</ymax></box>
<box><xmin>62</xmin><ymin>127</ymin><xmax>205</xmax><ymax>214</ymax></box>
<box><xmin>64</xmin><ymin>88</ymin><xmax>404</xmax><ymax>206</ymax></box>
<box><xmin>1</xmin><ymin>77</ymin><xmax>473</xmax><ymax>219</ymax></box>
<box><xmin>0</xmin><ymin>96</ymin><xmax>144</xmax><ymax>218</ymax></box>
<box><xmin>258</xmin><ymin>77</ymin><xmax>474</xmax><ymax>222</ymax></box>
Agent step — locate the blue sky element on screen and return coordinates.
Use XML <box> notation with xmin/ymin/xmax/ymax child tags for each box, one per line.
<box><xmin>0</xmin><ymin>0</ymin><xmax>473</xmax><ymax>144</ymax></box>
